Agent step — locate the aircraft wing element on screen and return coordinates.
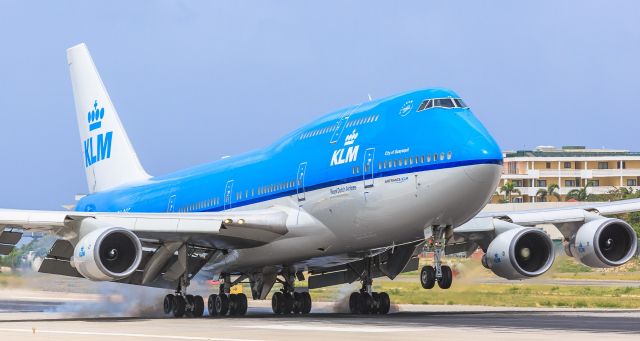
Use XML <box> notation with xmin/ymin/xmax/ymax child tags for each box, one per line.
<box><xmin>0</xmin><ymin>206</ymin><xmax>296</xmax><ymax>289</ymax></box>
<box><xmin>0</xmin><ymin>207</ymin><xmax>291</xmax><ymax>253</ymax></box>
<box><xmin>448</xmin><ymin>198</ymin><xmax>640</xmax><ymax>256</ymax></box>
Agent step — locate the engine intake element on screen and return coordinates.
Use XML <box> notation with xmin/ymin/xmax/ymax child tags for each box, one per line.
<box><xmin>485</xmin><ymin>227</ymin><xmax>555</xmax><ymax>280</ymax></box>
<box><xmin>568</xmin><ymin>218</ymin><xmax>638</xmax><ymax>268</ymax></box>
<box><xmin>73</xmin><ymin>227</ymin><xmax>142</xmax><ymax>281</ymax></box>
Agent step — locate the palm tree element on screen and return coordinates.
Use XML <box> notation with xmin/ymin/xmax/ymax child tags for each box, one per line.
<box><xmin>566</xmin><ymin>184</ymin><xmax>590</xmax><ymax>201</ymax></box>
<box><xmin>536</xmin><ymin>183</ymin><xmax>560</xmax><ymax>202</ymax></box>
<box><xmin>499</xmin><ymin>182</ymin><xmax>521</xmax><ymax>203</ymax></box>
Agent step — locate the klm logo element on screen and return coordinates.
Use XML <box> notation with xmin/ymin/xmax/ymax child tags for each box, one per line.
<box><xmin>330</xmin><ymin>129</ymin><xmax>360</xmax><ymax>166</ymax></box>
<box><xmin>84</xmin><ymin>100</ymin><xmax>113</xmax><ymax>167</ymax></box>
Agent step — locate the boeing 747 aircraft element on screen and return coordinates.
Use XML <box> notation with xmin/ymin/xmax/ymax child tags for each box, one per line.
<box><xmin>0</xmin><ymin>43</ymin><xmax>638</xmax><ymax>317</ymax></box>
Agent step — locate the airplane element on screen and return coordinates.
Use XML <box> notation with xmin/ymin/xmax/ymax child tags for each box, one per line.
<box><xmin>0</xmin><ymin>43</ymin><xmax>638</xmax><ymax>317</ymax></box>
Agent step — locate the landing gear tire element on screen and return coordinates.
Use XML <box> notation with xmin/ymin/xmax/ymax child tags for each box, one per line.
<box><xmin>184</xmin><ymin>295</ymin><xmax>195</xmax><ymax>317</ymax></box>
<box><xmin>292</xmin><ymin>292</ymin><xmax>302</xmax><ymax>314</ymax></box>
<box><xmin>192</xmin><ymin>295</ymin><xmax>204</xmax><ymax>317</ymax></box>
<box><xmin>235</xmin><ymin>293</ymin><xmax>248</xmax><ymax>316</ymax></box>
<box><xmin>272</xmin><ymin>292</ymin><xmax>284</xmax><ymax>314</ymax></box>
<box><xmin>370</xmin><ymin>292</ymin><xmax>380</xmax><ymax>314</ymax></box>
<box><xmin>300</xmin><ymin>292</ymin><xmax>312</xmax><ymax>314</ymax></box>
<box><xmin>349</xmin><ymin>292</ymin><xmax>359</xmax><ymax>314</ymax></box>
<box><xmin>215</xmin><ymin>293</ymin><xmax>230</xmax><ymax>316</ymax></box>
<box><xmin>163</xmin><ymin>294</ymin><xmax>175</xmax><ymax>315</ymax></box>
<box><xmin>207</xmin><ymin>294</ymin><xmax>218</xmax><ymax>316</ymax></box>
<box><xmin>377</xmin><ymin>292</ymin><xmax>390</xmax><ymax>315</ymax></box>
<box><xmin>437</xmin><ymin>265</ymin><xmax>452</xmax><ymax>289</ymax></box>
<box><xmin>172</xmin><ymin>295</ymin><xmax>186</xmax><ymax>318</ymax></box>
<box><xmin>229</xmin><ymin>294</ymin><xmax>238</xmax><ymax>316</ymax></box>
<box><xmin>420</xmin><ymin>266</ymin><xmax>436</xmax><ymax>289</ymax></box>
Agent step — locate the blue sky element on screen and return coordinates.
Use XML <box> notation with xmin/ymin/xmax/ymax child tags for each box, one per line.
<box><xmin>0</xmin><ymin>1</ymin><xmax>639</xmax><ymax>209</ymax></box>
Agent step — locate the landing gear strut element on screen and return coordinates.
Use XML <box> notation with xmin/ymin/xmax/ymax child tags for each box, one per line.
<box><xmin>421</xmin><ymin>225</ymin><xmax>452</xmax><ymax>290</ymax></box>
<box><xmin>348</xmin><ymin>258</ymin><xmax>391</xmax><ymax>314</ymax></box>
<box><xmin>163</xmin><ymin>278</ymin><xmax>205</xmax><ymax>318</ymax></box>
<box><xmin>271</xmin><ymin>271</ymin><xmax>312</xmax><ymax>314</ymax></box>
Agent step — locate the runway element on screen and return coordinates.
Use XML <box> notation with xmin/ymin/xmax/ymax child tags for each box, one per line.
<box><xmin>0</xmin><ymin>299</ymin><xmax>639</xmax><ymax>340</ymax></box>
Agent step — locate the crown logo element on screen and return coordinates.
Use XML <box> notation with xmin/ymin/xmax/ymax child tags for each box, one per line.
<box><xmin>87</xmin><ymin>100</ymin><xmax>105</xmax><ymax>131</ymax></box>
<box><xmin>344</xmin><ymin>129</ymin><xmax>359</xmax><ymax>146</ymax></box>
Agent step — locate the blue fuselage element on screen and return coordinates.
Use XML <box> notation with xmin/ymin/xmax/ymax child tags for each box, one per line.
<box><xmin>76</xmin><ymin>88</ymin><xmax>502</xmax><ymax>214</ymax></box>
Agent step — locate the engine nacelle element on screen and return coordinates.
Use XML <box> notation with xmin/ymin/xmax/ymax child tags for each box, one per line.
<box><xmin>72</xmin><ymin>227</ymin><xmax>142</xmax><ymax>281</ymax></box>
<box><xmin>485</xmin><ymin>227</ymin><xmax>555</xmax><ymax>280</ymax></box>
<box><xmin>568</xmin><ymin>218</ymin><xmax>638</xmax><ymax>268</ymax></box>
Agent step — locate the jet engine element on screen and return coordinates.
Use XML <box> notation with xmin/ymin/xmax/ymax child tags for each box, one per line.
<box><xmin>484</xmin><ymin>227</ymin><xmax>555</xmax><ymax>280</ymax></box>
<box><xmin>565</xmin><ymin>218</ymin><xmax>637</xmax><ymax>268</ymax></box>
<box><xmin>72</xmin><ymin>227</ymin><xmax>142</xmax><ymax>281</ymax></box>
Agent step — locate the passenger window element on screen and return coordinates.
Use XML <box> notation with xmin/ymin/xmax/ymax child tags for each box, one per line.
<box><xmin>440</xmin><ymin>152</ymin><xmax>445</xmax><ymax>160</ymax></box>
<box><xmin>434</xmin><ymin>153</ymin><xmax>438</xmax><ymax>161</ymax></box>
<box><xmin>447</xmin><ymin>151</ymin><xmax>452</xmax><ymax>160</ymax></box>
<box><xmin>421</xmin><ymin>155</ymin><xmax>425</xmax><ymax>163</ymax></box>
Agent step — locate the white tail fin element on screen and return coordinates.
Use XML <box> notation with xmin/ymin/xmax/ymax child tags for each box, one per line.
<box><xmin>67</xmin><ymin>43</ymin><xmax>150</xmax><ymax>193</ymax></box>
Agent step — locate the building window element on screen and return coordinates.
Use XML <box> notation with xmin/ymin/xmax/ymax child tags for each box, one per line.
<box><xmin>618</xmin><ymin>161</ymin><xmax>626</xmax><ymax>169</ymax></box>
<box><xmin>536</xmin><ymin>180</ymin><xmax>547</xmax><ymax>187</ymax></box>
<box><xmin>564</xmin><ymin>162</ymin><xmax>571</xmax><ymax>169</ymax></box>
<box><xmin>512</xmin><ymin>197</ymin><xmax>523</xmax><ymax>203</ymax></box>
<box><xmin>628</xmin><ymin>179</ymin><xmax>637</xmax><ymax>186</ymax></box>
<box><xmin>546</xmin><ymin>162</ymin><xmax>551</xmax><ymax>169</ymax></box>
<box><xmin>598</xmin><ymin>162</ymin><xmax>609</xmax><ymax>169</ymax></box>
<box><xmin>587</xmin><ymin>180</ymin><xmax>599</xmax><ymax>186</ymax></box>
<box><xmin>564</xmin><ymin>180</ymin><xmax>576</xmax><ymax>187</ymax></box>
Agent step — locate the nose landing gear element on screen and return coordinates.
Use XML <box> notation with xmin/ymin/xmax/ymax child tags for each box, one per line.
<box><xmin>421</xmin><ymin>225</ymin><xmax>453</xmax><ymax>290</ymax></box>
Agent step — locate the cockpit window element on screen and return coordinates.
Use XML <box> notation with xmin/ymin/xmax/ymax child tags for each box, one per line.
<box><xmin>453</xmin><ymin>99</ymin><xmax>468</xmax><ymax>108</ymax></box>
<box><xmin>433</xmin><ymin>98</ymin><xmax>455</xmax><ymax>108</ymax></box>
<box><xmin>417</xmin><ymin>97</ymin><xmax>467</xmax><ymax>111</ymax></box>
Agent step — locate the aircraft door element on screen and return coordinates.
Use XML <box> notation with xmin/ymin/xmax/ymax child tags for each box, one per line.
<box><xmin>224</xmin><ymin>180</ymin><xmax>234</xmax><ymax>210</ymax></box>
<box><xmin>329</xmin><ymin>114</ymin><xmax>350</xmax><ymax>144</ymax></box>
<box><xmin>363</xmin><ymin>148</ymin><xmax>375</xmax><ymax>188</ymax></box>
<box><xmin>296</xmin><ymin>162</ymin><xmax>307</xmax><ymax>202</ymax></box>
<box><xmin>329</xmin><ymin>104</ymin><xmax>361</xmax><ymax>144</ymax></box>
<box><xmin>166</xmin><ymin>194</ymin><xmax>176</xmax><ymax>212</ymax></box>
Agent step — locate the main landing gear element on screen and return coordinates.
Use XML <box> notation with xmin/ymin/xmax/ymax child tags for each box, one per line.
<box><xmin>348</xmin><ymin>258</ymin><xmax>391</xmax><ymax>314</ymax></box>
<box><xmin>420</xmin><ymin>225</ymin><xmax>453</xmax><ymax>290</ymax></box>
<box><xmin>163</xmin><ymin>281</ymin><xmax>205</xmax><ymax>318</ymax></box>
<box><xmin>162</xmin><ymin>274</ymin><xmax>248</xmax><ymax>318</ymax></box>
<box><xmin>271</xmin><ymin>272</ymin><xmax>312</xmax><ymax>314</ymax></box>
<box><xmin>208</xmin><ymin>274</ymin><xmax>248</xmax><ymax>317</ymax></box>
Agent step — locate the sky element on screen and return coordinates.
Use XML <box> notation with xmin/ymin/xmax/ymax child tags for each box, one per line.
<box><xmin>0</xmin><ymin>1</ymin><xmax>639</xmax><ymax>209</ymax></box>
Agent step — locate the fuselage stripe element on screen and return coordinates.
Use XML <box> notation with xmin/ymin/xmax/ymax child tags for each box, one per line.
<box><xmin>199</xmin><ymin>158</ymin><xmax>502</xmax><ymax>212</ymax></box>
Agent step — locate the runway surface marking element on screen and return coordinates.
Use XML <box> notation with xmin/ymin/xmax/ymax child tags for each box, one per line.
<box><xmin>241</xmin><ymin>324</ymin><xmax>426</xmax><ymax>333</ymax></box>
<box><xmin>0</xmin><ymin>328</ymin><xmax>266</xmax><ymax>341</ymax></box>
